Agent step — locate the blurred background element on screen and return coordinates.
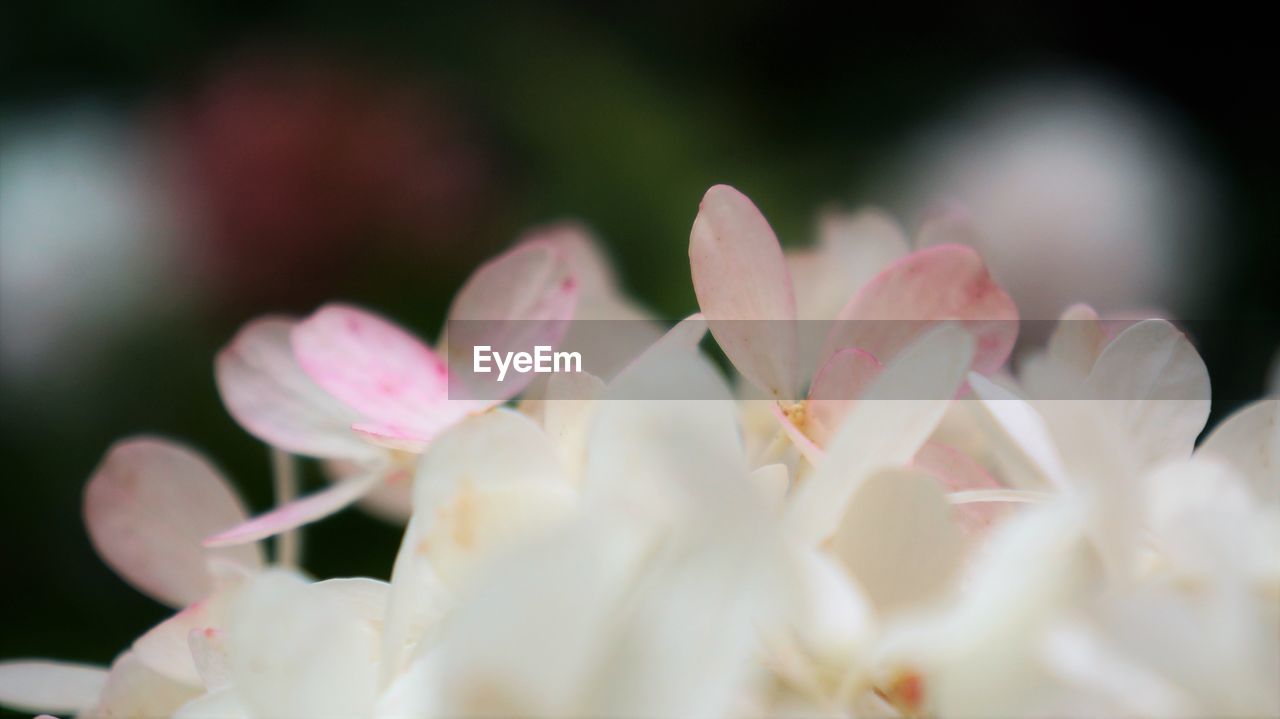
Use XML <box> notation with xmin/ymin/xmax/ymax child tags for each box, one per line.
<box><xmin>1</xmin><ymin>2</ymin><xmax>1276</xmax><ymax>693</ymax></box>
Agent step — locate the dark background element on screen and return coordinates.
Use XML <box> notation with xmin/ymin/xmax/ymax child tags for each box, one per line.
<box><xmin>1</xmin><ymin>2</ymin><xmax>1276</xmax><ymax>699</ymax></box>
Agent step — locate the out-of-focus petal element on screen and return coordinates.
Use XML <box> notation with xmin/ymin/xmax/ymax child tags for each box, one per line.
<box><xmin>968</xmin><ymin>374</ymin><xmax>1070</xmax><ymax>491</ymax></box>
<box><xmin>822</xmin><ymin>244</ymin><xmax>1017</xmax><ymax>377</ymax></box>
<box><xmin>293</xmin><ymin>304</ymin><xmax>464</xmax><ymax>442</ymax></box>
<box><xmin>805</xmin><ymin>347</ymin><xmax>883</xmax><ymax>446</ymax></box>
<box><xmin>409</xmin><ymin>409</ymin><xmax>575</xmax><ymax>587</ymax></box>
<box><xmin>1047</xmin><ymin>304</ymin><xmax>1108</xmax><ymax>377</ymax></box>
<box><xmin>84</xmin><ymin>438</ymin><xmax>262</xmax><ymax>607</ymax></box>
<box><xmin>445</xmin><ymin>239</ymin><xmax>580</xmax><ymax>402</ymax></box>
<box><xmin>0</xmin><ymin>660</ymin><xmax>108</xmax><ymax>714</ymax></box>
<box><xmin>204</xmin><ymin>473</ymin><xmax>383</xmax><ymax>547</ymax></box>
<box><xmin>690</xmin><ymin>184</ymin><xmax>799</xmax><ymax>398</ymax></box>
<box><xmin>132</xmin><ymin>595</ymin><xmax>227</xmax><ymax>686</ymax></box>
<box><xmin>521</xmin><ymin>221</ymin><xmax>616</xmax><ymax>297</ymax></box>
<box><xmin>748</xmin><ymin>463</ymin><xmax>790</xmax><ymax>514</ymax></box>
<box><xmin>790</xmin><ymin>208</ymin><xmax>909</xmax><ymax>321</ymax></box>
<box><xmin>381</xmin><ymin>409</ymin><xmax>576</xmax><ymax>681</ymax></box>
<box><xmin>227</xmin><ymin>571</ymin><xmax>380</xmax><ymax>717</ymax></box>
<box><xmin>1198</xmin><ymin>399</ymin><xmax>1279</xmax><ymax>504</ymax></box>
<box><xmin>93</xmin><ymin>651</ymin><xmax>202</xmax><ymax>719</ymax></box>
<box><xmin>831</xmin><ymin>468</ymin><xmax>966</xmax><ymax>614</ymax></box>
<box><xmin>522</xmin><ymin>371</ymin><xmax>606</xmax><ymax>483</ymax></box>
<box><xmin>784</xmin><ymin>324</ymin><xmax>975</xmax><ymax>546</ymax></box>
<box><xmin>1083</xmin><ymin>319</ymin><xmax>1210</xmax><ymax>468</ymax></box>
<box><xmin>586</xmin><ymin>336</ymin><xmax>748</xmax><ymax>518</ymax></box>
<box><xmin>216</xmin><ymin>317</ymin><xmax>377</xmax><ymax>460</ymax></box>
<box><xmin>173</xmin><ymin>688</ymin><xmax>246</xmax><ymax>719</ymax></box>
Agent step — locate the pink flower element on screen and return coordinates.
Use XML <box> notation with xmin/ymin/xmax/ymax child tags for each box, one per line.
<box><xmin>688</xmin><ymin>184</ymin><xmax>1019</xmax><ymax>453</ymax></box>
<box><xmin>206</xmin><ymin>238</ymin><xmax>579</xmax><ymax>546</ymax></box>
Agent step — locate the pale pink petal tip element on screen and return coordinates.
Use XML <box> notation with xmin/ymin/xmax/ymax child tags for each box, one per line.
<box><xmin>690</xmin><ymin>184</ymin><xmax>799</xmax><ymax>397</ymax></box>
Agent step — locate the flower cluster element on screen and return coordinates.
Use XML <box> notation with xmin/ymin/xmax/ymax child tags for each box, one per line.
<box><xmin>1</xmin><ymin>186</ymin><xmax>1276</xmax><ymax>718</ymax></box>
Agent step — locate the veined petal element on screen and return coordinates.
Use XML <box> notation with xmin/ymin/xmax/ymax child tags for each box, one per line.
<box><xmin>445</xmin><ymin>238</ymin><xmax>580</xmax><ymax>401</ymax></box>
<box><xmin>293</xmin><ymin>304</ymin><xmax>464</xmax><ymax>443</ymax></box>
<box><xmin>84</xmin><ymin>438</ymin><xmax>263</xmax><ymax>608</ymax></box>
<box><xmin>822</xmin><ymin>244</ymin><xmax>1017</xmax><ymax>377</ymax></box>
<box><xmin>217</xmin><ymin>317</ymin><xmax>377</xmax><ymax>460</ymax></box>
<box><xmin>1083</xmin><ymin>319</ymin><xmax>1210</xmax><ymax>468</ymax></box>
<box><xmin>784</xmin><ymin>324</ymin><xmax>975</xmax><ymax>546</ymax></box>
<box><xmin>690</xmin><ymin>184</ymin><xmax>799</xmax><ymax>398</ymax></box>
<box><xmin>204</xmin><ymin>473</ymin><xmax>383</xmax><ymax>547</ymax></box>
<box><xmin>0</xmin><ymin>660</ymin><xmax>108</xmax><ymax>714</ymax></box>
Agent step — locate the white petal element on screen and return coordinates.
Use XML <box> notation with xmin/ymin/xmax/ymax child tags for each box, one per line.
<box><xmin>173</xmin><ymin>688</ymin><xmax>247</xmax><ymax>719</ymax></box>
<box><xmin>1083</xmin><ymin>318</ymin><xmax>1210</xmax><ymax>467</ymax></box>
<box><xmin>967</xmin><ymin>374</ymin><xmax>1070</xmax><ymax>491</ymax></box>
<box><xmin>830</xmin><ymin>468</ymin><xmax>966</xmax><ymax>614</ymax></box>
<box><xmin>93</xmin><ymin>651</ymin><xmax>201</xmax><ymax>719</ymax></box>
<box><xmin>585</xmin><ymin>337</ymin><xmax>748</xmax><ymax>520</ymax></box>
<box><xmin>748</xmin><ymin>463</ymin><xmax>790</xmax><ymax>514</ymax></box>
<box><xmin>227</xmin><ymin>571</ymin><xmax>380</xmax><ymax>717</ymax></box>
<box><xmin>0</xmin><ymin>660</ymin><xmax>108</xmax><ymax>714</ymax></box>
<box><xmin>1197</xmin><ymin>399</ymin><xmax>1279</xmax><ymax>504</ymax></box>
<box><xmin>132</xmin><ymin>594</ymin><xmax>229</xmax><ymax>687</ymax></box>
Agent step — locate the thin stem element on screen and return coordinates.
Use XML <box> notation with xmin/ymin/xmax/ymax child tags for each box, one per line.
<box><xmin>948</xmin><ymin>488</ymin><xmax>1054</xmax><ymax>505</ymax></box>
<box><xmin>271</xmin><ymin>448</ymin><xmax>301</xmax><ymax>568</ymax></box>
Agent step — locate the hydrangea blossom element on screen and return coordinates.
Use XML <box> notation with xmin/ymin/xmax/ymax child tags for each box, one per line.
<box><xmin>1</xmin><ymin>185</ymin><xmax>1276</xmax><ymax>719</ymax></box>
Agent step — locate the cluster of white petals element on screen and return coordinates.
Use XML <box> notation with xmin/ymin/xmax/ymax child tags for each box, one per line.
<box><xmin>2</xmin><ymin>185</ymin><xmax>1276</xmax><ymax>719</ymax></box>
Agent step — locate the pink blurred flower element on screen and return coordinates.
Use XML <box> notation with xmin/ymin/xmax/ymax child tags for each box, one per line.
<box><xmin>165</xmin><ymin>49</ymin><xmax>496</xmax><ymax>306</ymax></box>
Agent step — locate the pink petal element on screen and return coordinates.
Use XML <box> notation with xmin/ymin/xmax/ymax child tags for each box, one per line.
<box><xmin>445</xmin><ymin>239</ymin><xmax>581</xmax><ymax>402</ymax></box>
<box><xmin>821</xmin><ymin>244</ymin><xmax>1018</xmax><ymax>377</ymax></box>
<box><xmin>216</xmin><ymin>317</ymin><xmax>378</xmax><ymax>460</ymax></box>
<box><xmin>84</xmin><ymin>438</ymin><xmax>263</xmax><ymax>607</ymax></box>
<box><xmin>292</xmin><ymin>304</ymin><xmax>467</xmax><ymax>443</ymax></box>
<box><xmin>0</xmin><ymin>660</ymin><xmax>108</xmax><ymax>714</ymax></box>
<box><xmin>203</xmin><ymin>473</ymin><xmax>383</xmax><ymax>547</ymax></box>
<box><xmin>805</xmin><ymin>348</ymin><xmax>883</xmax><ymax>446</ymax></box>
<box><xmin>689</xmin><ymin>184</ymin><xmax>799</xmax><ymax>398</ymax></box>
<box><xmin>913</xmin><ymin>441</ymin><xmax>1007</xmax><ymax>534</ymax></box>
